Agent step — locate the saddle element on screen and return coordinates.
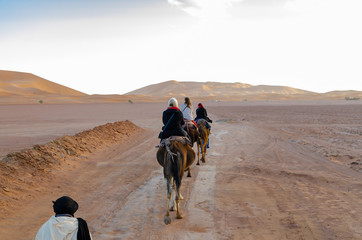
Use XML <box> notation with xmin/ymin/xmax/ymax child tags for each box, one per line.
<box><xmin>183</xmin><ymin>120</ymin><xmax>198</xmax><ymax>129</ymax></box>
<box><xmin>156</xmin><ymin>136</ymin><xmax>191</xmax><ymax>148</ymax></box>
<box><xmin>195</xmin><ymin>119</ymin><xmax>208</xmax><ymax>128</ymax></box>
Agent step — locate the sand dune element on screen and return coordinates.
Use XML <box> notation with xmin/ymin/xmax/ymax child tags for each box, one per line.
<box><xmin>1</xmin><ymin>71</ymin><xmax>362</xmax><ymax>239</ymax></box>
<box><xmin>0</xmin><ymin>70</ymin><xmax>159</xmax><ymax>104</ymax></box>
<box><xmin>1</xmin><ymin>70</ymin><xmax>362</xmax><ymax>104</ymax></box>
<box><xmin>128</xmin><ymin>80</ymin><xmax>362</xmax><ymax>101</ymax></box>
<box><xmin>0</xmin><ymin>120</ymin><xmax>142</xmax><ymax>219</ymax></box>
<box><xmin>0</xmin><ymin>70</ymin><xmax>86</xmax><ymax>97</ymax></box>
<box><xmin>127</xmin><ymin>80</ymin><xmax>313</xmax><ymax>97</ymax></box>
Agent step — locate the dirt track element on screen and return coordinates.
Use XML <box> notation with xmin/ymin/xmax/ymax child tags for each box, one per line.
<box><xmin>1</xmin><ymin>101</ymin><xmax>362</xmax><ymax>239</ymax></box>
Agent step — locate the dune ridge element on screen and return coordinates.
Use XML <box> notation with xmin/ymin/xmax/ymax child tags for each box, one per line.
<box><xmin>127</xmin><ymin>80</ymin><xmax>313</xmax><ymax>97</ymax></box>
<box><xmin>127</xmin><ymin>80</ymin><xmax>362</xmax><ymax>101</ymax></box>
<box><xmin>0</xmin><ymin>70</ymin><xmax>86</xmax><ymax>97</ymax></box>
<box><xmin>1</xmin><ymin>70</ymin><xmax>362</xmax><ymax>103</ymax></box>
<box><xmin>0</xmin><ymin>120</ymin><xmax>143</xmax><ymax>218</ymax></box>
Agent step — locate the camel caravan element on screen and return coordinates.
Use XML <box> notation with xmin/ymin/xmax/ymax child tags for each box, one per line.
<box><xmin>156</xmin><ymin>97</ymin><xmax>212</xmax><ymax>224</ymax></box>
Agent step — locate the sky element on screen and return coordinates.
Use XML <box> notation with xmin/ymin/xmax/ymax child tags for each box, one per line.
<box><xmin>0</xmin><ymin>0</ymin><xmax>361</xmax><ymax>94</ymax></box>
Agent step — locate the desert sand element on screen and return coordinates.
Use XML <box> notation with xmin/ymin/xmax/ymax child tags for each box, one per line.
<box><xmin>1</xmin><ymin>100</ymin><xmax>362</xmax><ymax>240</ymax></box>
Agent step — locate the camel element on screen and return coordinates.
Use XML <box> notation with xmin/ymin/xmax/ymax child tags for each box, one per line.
<box><xmin>156</xmin><ymin>137</ymin><xmax>195</xmax><ymax>225</ymax></box>
<box><xmin>183</xmin><ymin>121</ymin><xmax>199</xmax><ymax>177</ymax></box>
<box><xmin>196</xmin><ymin>119</ymin><xmax>210</xmax><ymax>165</ymax></box>
<box><xmin>183</xmin><ymin>121</ymin><xmax>199</xmax><ymax>147</ymax></box>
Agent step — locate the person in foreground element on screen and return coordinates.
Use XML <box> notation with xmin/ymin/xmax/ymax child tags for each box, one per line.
<box><xmin>35</xmin><ymin>196</ymin><xmax>92</xmax><ymax>240</ymax></box>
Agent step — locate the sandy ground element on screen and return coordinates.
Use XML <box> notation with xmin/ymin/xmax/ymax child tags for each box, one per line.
<box><xmin>1</xmin><ymin>100</ymin><xmax>362</xmax><ymax>239</ymax></box>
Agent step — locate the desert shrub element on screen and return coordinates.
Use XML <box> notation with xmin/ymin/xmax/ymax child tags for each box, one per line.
<box><xmin>38</xmin><ymin>100</ymin><xmax>44</xmax><ymax>104</ymax></box>
<box><xmin>345</xmin><ymin>97</ymin><xmax>360</xmax><ymax>101</ymax></box>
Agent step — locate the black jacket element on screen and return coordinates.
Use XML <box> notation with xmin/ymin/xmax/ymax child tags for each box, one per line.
<box><xmin>161</xmin><ymin>107</ymin><xmax>185</xmax><ymax>139</ymax></box>
<box><xmin>195</xmin><ymin>107</ymin><xmax>212</xmax><ymax>123</ymax></box>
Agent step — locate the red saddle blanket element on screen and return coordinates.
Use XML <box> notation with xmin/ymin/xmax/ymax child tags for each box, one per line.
<box><xmin>183</xmin><ymin>120</ymin><xmax>197</xmax><ymax>128</ymax></box>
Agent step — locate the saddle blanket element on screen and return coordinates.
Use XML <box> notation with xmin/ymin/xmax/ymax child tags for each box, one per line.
<box><xmin>156</xmin><ymin>136</ymin><xmax>189</xmax><ymax>148</ymax></box>
<box><xmin>196</xmin><ymin>119</ymin><xmax>207</xmax><ymax>126</ymax></box>
<box><xmin>183</xmin><ymin>120</ymin><xmax>198</xmax><ymax>128</ymax></box>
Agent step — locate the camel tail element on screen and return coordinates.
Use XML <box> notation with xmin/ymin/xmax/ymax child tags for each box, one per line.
<box><xmin>164</xmin><ymin>150</ymin><xmax>181</xmax><ymax>189</ymax></box>
<box><xmin>173</xmin><ymin>152</ymin><xmax>181</xmax><ymax>190</ymax></box>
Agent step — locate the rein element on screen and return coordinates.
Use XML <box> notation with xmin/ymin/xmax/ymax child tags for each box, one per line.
<box><xmin>165</xmin><ymin>141</ymin><xmax>177</xmax><ymax>157</ymax></box>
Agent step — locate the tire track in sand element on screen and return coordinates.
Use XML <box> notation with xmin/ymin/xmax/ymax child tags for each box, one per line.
<box><xmin>185</xmin><ymin>164</ymin><xmax>217</xmax><ymax>239</ymax></box>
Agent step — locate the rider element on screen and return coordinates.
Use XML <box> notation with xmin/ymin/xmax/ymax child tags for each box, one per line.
<box><xmin>194</xmin><ymin>103</ymin><xmax>212</xmax><ymax>130</ymax></box>
<box><xmin>180</xmin><ymin>97</ymin><xmax>197</xmax><ymax>128</ymax></box>
<box><xmin>35</xmin><ymin>196</ymin><xmax>92</xmax><ymax>240</ymax></box>
<box><xmin>160</xmin><ymin>97</ymin><xmax>191</xmax><ymax>144</ymax></box>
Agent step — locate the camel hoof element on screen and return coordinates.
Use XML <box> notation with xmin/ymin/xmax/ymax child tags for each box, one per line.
<box><xmin>176</xmin><ymin>214</ymin><xmax>183</xmax><ymax>219</ymax></box>
<box><xmin>196</xmin><ymin>162</ymin><xmax>200</xmax><ymax>165</ymax></box>
<box><xmin>202</xmin><ymin>159</ymin><xmax>206</xmax><ymax>163</ymax></box>
<box><xmin>187</xmin><ymin>174</ymin><xmax>192</xmax><ymax>178</ymax></box>
<box><xmin>164</xmin><ymin>216</ymin><xmax>172</xmax><ymax>225</ymax></box>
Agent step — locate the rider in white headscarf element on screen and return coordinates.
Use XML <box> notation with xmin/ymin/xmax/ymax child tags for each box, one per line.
<box><xmin>159</xmin><ymin>98</ymin><xmax>191</xmax><ymax>145</ymax></box>
<box><xmin>35</xmin><ymin>196</ymin><xmax>92</xmax><ymax>240</ymax></box>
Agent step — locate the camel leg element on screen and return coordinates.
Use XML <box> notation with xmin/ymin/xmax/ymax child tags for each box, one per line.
<box><xmin>205</xmin><ymin>138</ymin><xmax>209</xmax><ymax>154</ymax></box>
<box><xmin>202</xmin><ymin>144</ymin><xmax>206</xmax><ymax>163</ymax></box>
<box><xmin>170</xmin><ymin>181</ymin><xmax>176</xmax><ymax>211</ymax></box>
<box><xmin>196</xmin><ymin>143</ymin><xmax>200</xmax><ymax>165</ymax></box>
<box><xmin>170</xmin><ymin>192</ymin><xmax>176</xmax><ymax>211</ymax></box>
<box><xmin>164</xmin><ymin>180</ymin><xmax>172</xmax><ymax>224</ymax></box>
<box><xmin>187</xmin><ymin>167</ymin><xmax>192</xmax><ymax>177</ymax></box>
<box><xmin>176</xmin><ymin>186</ymin><xmax>183</xmax><ymax>219</ymax></box>
<box><xmin>201</xmin><ymin>141</ymin><xmax>206</xmax><ymax>163</ymax></box>
<box><xmin>176</xmin><ymin>198</ymin><xmax>183</xmax><ymax>219</ymax></box>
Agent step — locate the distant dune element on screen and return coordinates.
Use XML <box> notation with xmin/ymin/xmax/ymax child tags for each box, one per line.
<box><xmin>127</xmin><ymin>80</ymin><xmax>362</xmax><ymax>101</ymax></box>
<box><xmin>127</xmin><ymin>80</ymin><xmax>255</xmax><ymax>97</ymax></box>
<box><xmin>0</xmin><ymin>70</ymin><xmax>150</xmax><ymax>104</ymax></box>
<box><xmin>127</xmin><ymin>80</ymin><xmax>313</xmax><ymax>97</ymax></box>
<box><xmin>0</xmin><ymin>70</ymin><xmax>86</xmax><ymax>97</ymax></box>
<box><xmin>1</xmin><ymin>70</ymin><xmax>361</xmax><ymax>104</ymax></box>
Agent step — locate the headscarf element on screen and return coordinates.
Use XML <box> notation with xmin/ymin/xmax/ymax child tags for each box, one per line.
<box><xmin>168</xmin><ymin>97</ymin><xmax>179</xmax><ymax>108</ymax></box>
<box><xmin>198</xmin><ymin>103</ymin><xmax>204</xmax><ymax>108</ymax></box>
<box><xmin>52</xmin><ymin>196</ymin><xmax>79</xmax><ymax>217</ymax></box>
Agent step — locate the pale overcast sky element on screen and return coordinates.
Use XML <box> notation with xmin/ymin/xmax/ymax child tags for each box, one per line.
<box><xmin>0</xmin><ymin>0</ymin><xmax>361</xmax><ymax>94</ymax></box>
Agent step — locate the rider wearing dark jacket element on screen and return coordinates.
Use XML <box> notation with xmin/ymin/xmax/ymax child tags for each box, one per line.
<box><xmin>195</xmin><ymin>103</ymin><xmax>212</xmax><ymax>129</ymax></box>
<box><xmin>161</xmin><ymin>98</ymin><xmax>188</xmax><ymax>140</ymax></box>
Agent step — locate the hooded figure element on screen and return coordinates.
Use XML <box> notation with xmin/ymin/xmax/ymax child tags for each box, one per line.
<box><xmin>36</xmin><ymin>196</ymin><xmax>92</xmax><ymax>240</ymax></box>
<box><xmin>53</xmin><ymin>196</ymin><xmax>79</xmax><ymax>216</ymax></box>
